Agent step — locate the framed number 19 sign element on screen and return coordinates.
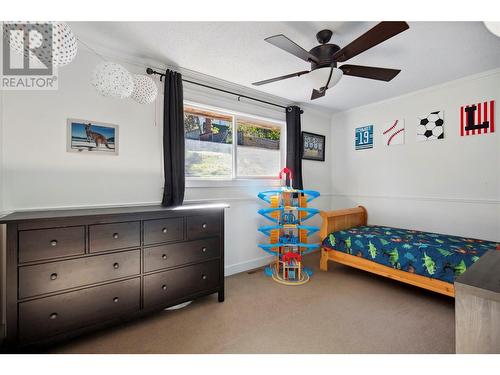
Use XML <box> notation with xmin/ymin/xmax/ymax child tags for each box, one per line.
<box><xmin>355</xmin><ymin>125</ymin><xmax>374</xmax><ymax>150</ymax></box>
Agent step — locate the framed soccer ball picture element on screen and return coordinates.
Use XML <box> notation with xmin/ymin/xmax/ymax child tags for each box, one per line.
<box><xmin>301</xmin><ymin>131</ymin><xmax>325</xmax><ymax>161</ymax></box>
<box><xmin>416</xmin><ymin>111</ymin><xmax>444</xmax><ymax>141</ymax></box>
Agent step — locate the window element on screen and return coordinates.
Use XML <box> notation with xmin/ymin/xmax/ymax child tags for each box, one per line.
<box><xmin>236</xmin><ymin>117</ymin><xmax>281</xmax><ymax>177</ymax></box>
<box><xmin>184</xmin><ymin>106</ymin><xmax>233</xmax><ymax>178</ymax></box>
<box><xmin>184</xmin><ymin>104</ymin><xmax>284</xmax><ymax>180</ymax></box>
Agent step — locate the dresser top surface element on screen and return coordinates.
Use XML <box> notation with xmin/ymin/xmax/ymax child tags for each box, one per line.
<box><xmin>0</xmin><ymin>203</ymin><xmax>229</xmax><ymax>224</ymax></box>
<box><xmin>455</xmin><ymin>250</ymin><xmax>500</xmax><ymax>293</ymax></box>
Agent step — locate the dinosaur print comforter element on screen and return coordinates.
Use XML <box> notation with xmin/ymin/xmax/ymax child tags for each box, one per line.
<box><xmin>322</xmin><ymin>225</ymin><xmax>498</xmax><ymax>283</ymax></box>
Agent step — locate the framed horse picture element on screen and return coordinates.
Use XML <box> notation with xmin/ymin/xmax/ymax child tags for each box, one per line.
<box><xmin>67</xmin><ymin>119</ymin><xmax>119</xmax><ymax>155</ymax></box>
<box><xmin>301</xmin><ymin>131</ymin><xmax>325</xmax><ymax>161</ymax></box>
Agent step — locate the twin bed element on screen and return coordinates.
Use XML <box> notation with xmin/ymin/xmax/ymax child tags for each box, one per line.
<box><xmin>319</xmin><ymin>206</ymin><xmax>498</xmax><ymax>297</ymax></box>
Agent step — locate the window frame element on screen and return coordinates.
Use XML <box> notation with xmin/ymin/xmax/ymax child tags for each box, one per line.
<box><xmin>184</xmin><ymin>101</ymin><xmax>286</xmax><ymax>183</ymax></box>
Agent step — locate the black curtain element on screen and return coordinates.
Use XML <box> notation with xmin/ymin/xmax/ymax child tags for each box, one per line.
<box><xmin>285</xmin><ymin>105</ymin><xmax>303</xmax><ymax>190</ymax></box>
<box><xmin>161</xmin><ymin>70</ymin><xmax>185</xmax><ymax>207</ymax></box>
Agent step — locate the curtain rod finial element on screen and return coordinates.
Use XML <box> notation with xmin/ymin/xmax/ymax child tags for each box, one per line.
<box><xmin>146</xmin><ymin>67</ymin><xmax>154</xmax><ymax>75</ymax></box>
<box><xmin>286</xmin><ymin>106</ymin><xmax>303</xmax><ymax>114</ymax></box>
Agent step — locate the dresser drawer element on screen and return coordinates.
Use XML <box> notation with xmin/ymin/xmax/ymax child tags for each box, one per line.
<box><xmin>144</xmin><ymin>237</ymin><xmax>220</xmax><ymax>272</ymax></box>
<box><xmin>19</xmin><ymin>278</ymin><xmax>140</xmax><ymax>342</ymax></box>
<box><xmin>187</xmin><ymin>214</ymin><xmax>221</xmax><ymax>240</ymax></box>
<box><xmin>19</xmin><ymin>226</ymin><xmax>85</xmax><ymax>263</ymax></box>
<box><xmin>19</xmin><ymin>249</ymin><xmax>140</xmax><ymax>299</ymax></box>
<box><xmin>89</xmin><ymin>221</ymin><xmax>140</xmax><ymax>253</ymax></box>
<box><xmin>144</xmin><ymin>217</ymin><xmax>183</xmax><ymax>245</ymax></box>
<box><xmin>143</xmin><ymin>260</ymin><xmax>220</xmax><ymax>309</ymax></box>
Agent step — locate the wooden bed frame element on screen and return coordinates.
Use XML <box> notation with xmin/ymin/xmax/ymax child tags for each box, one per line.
<box><xmin>319</xmin><ymin>206</ymin><xmax>455</xmax><ymax>297</ymax></box>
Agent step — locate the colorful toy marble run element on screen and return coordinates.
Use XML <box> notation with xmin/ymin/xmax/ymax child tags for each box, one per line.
<box><xmin>257</xmin><ymin>168</ymin><xmax>320</xmax><ymax>285</ymax></box>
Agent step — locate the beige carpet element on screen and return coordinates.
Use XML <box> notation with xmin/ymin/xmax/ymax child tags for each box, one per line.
<box><xmin>48</xmin><ymin>252</ymin><xmax>455</xmax><ymax>354</ymax></box>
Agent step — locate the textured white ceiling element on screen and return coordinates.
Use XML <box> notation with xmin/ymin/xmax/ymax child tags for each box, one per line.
<box><xmin>70</xmin><ymin>21</ymin><xmax>500</xmax><ymax>112</ymax></box>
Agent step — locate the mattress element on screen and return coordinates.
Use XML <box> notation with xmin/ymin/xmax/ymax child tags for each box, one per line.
<box><xmin>321</xmin><ymin>225</ymin><xmax>498</xmax><ymax>283</ymax></box>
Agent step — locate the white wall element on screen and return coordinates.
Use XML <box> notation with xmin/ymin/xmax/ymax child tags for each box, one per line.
<box><xmin>330</xmin><ymin>69</ymin><xmax>500</xmax><ymax>242</ymax></box>
<box><xmin>0</xmin><ymin>48</ymin><xmax>333</xmax><ymax>275</ymax></box>
<box><xmin>2</xmin><ymin>50</ymin><xmax>163</xmax><ymax>210</ymax></box>
<box><xmin>181</xmin><ymin>83</ymin><xmax>333</xmax><ymax>274</ymax></box>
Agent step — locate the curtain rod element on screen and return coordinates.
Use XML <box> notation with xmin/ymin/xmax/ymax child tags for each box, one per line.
<box><xmin>146</xmin><ymin>68</ymin><xmax>288</xmax><ymax>110</ymax></box>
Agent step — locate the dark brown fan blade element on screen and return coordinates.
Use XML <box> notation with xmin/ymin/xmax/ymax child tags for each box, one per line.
<box><xmin>252</xmin><ymin>70</ymin><xmax>310</xmax><ymax>86</ymax></box>
<box><xmin>265</xmin><ymin>34</ymin><xmax>319</xmax><ymax>63</ymax></box>
<box><xmin>340</xmin><ymin>64</ymin><xmax>401</xmax><ymax>81</ymax></box>
<box><xmin>332</xmin><ymin>21</ymin><xmax>409</xmax><ymax>62</ymax></box>
<box><xmin>311</xmin><ymin>87</ymin><xmax>326</xmax><ymax>100</ymax></box>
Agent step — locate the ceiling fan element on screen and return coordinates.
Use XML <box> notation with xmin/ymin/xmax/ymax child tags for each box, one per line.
<box><xmin>252</xmin><ymin>21</ymin><xmax>410</xmax><ymax>100</ymax></box>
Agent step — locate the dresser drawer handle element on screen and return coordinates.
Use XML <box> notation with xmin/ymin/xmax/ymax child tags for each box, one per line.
<box><xmin>112</xmin><ymin>233</ymin><xmax>119</xmax><ymax>239</ymax></box>
<box><xmin>113</xmin><ymin>262</ymin><xmax>120</xmax><ymax>269</ymax></box>
<box><xmin>162</xmin><ymin>254</ymin><xmax>167</xmax><ymax>260</ymax></box>
<box><xmin>113</xmin><ymin>297</ymin><xmax>119</xmax><ymax>303</ymax></box>
<box><xmin>49</xmin><ymin>313</ymin><xmax>58</xmax><ymax>320</ymax></box>
<box><xmin>202</xmin><ymin>274</ymin><xmax>207</xmax><ymax>280</ymax></box>
<box><xmin>162</xmin><ymin>284</ymin><xmax>167</xmax><ymax>291</ymax></box>
<box><xmin>202</xmin><ymin>223</ymin><xmax>207</xmax><ymax>229</ymax></box>
<box><xmin>202</xmin><ymin>247</ymin><xmax>207</xmax><ymax>253</ymax></box>
<box><xmin>50</xmin><ymin>273</ymin><xmax>58</xmax><ymax>281</ymax></box>
<box><xmin>162</xmin><ymin>228</ymin><xmax>168</xmax><ymax>233</ymax></box>
<box><xmin>50</xmin><ymin>240</ymin><xmax>58</xmax><ymax>247</ymax></box>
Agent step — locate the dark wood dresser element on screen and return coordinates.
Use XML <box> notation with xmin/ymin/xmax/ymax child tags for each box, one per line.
<box><xmin>0</xmin><ymin>204</ymin><xmax>226</xmax><ymax>348</ymax></box>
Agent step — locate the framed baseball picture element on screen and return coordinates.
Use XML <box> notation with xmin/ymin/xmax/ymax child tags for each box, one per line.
<box><xmin>301</xmin><ymin>131</ymin><xmax>325</xmax><ymax>161</ymax></box>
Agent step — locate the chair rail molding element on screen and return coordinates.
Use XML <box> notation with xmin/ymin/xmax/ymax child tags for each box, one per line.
<box><xmin>330</xmin><ymin>193</ymin><xmax>500</xmax><ymax>205</ymax></box>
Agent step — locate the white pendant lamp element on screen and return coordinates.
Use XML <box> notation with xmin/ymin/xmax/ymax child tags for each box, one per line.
<box><xmin>131</xmin><ymin>74</ymin><xmax>158</xmax><ymax>104</ymax></box>
<box><xmin>91</xmin><ymin>62</ymin><xmax>134</xmax><ymax>99</ymax></box>
<box><xmin>4</xmin><ymin>21</ymin><xmax>78</xmax><ymax>67</ymax></box>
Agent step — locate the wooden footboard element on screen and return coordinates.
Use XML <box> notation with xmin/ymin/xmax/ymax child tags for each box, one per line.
<box><xmin>319</xmin><ymin>206</ymin><xmax>455</xmax><ymax>297</ymax></box>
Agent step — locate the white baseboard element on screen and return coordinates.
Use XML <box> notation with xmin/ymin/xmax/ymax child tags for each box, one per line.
<box><xmin>224</xmin><ymin>255</ymin><xmax>274</xmax><ymax>276</ymax></box>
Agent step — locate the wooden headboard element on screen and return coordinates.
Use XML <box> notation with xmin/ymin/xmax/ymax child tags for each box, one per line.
<box><xmin>319</xmin><ymin>206</ymin><xmax>367</xmax><ymax>240</ymax></box>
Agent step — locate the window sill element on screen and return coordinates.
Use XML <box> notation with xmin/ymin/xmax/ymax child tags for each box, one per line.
<box><xmin>186</xmin><ymin>178</ymin><xmax>281</xmax><ymax>189</ymax></box>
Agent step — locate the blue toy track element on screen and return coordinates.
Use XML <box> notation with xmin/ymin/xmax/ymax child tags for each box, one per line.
<box><xmin>257</xmin><ymin>189</ymin><xmax>320</xmax><ymax>204</ymax></box>
<box><xmin>257</xmin><ymin>185</ymin><xmax>320</xmax><ymax>284</ymax></box>
<box><xmin>258</xmin><ymin>243</ymin><xmax>320</xmax><ymax>255</ymax></box>
<box><xmin>258</xmin><ymin>225</ymin><xmax>319</xmax><ymax>237</ymax></box>
<box><xmin>257</xmin><ymin>207</ymin><xmax>320</xmax><ymax>223</ymax></box>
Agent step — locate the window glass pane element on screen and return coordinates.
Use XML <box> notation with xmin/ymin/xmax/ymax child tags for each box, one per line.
<box><xmin>236</xmin><ymin>117</ymin><xmax>281</xmax><ymax>177</ymax></box>
<box><xmin>184</xmin><ymin>107</ymin><xmax>233</xmax><ymax>178</ymax></box>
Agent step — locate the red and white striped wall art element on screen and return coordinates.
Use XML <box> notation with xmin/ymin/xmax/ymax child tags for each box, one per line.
<box><xmin>460</xmin><ymin>100</ymin><xmax>495</xmax><ymax>136</ymax></box>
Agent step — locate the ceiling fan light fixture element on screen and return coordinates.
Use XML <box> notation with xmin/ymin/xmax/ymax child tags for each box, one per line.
<box><xmin>308</xmin><ymin>67</ymin><xmax>327</xmax><ymax>87</ymax></box>
<box><xmin>309</xmin><ymin>67</ymin><xmax>343</xmax><ymax>90</ymax></box>
<box><xmin>254</xmin><ymin>22</ymin><xmax>410</xmax><ymax>100</ymax></box>
<box><xmin>328</xmin><ymin>67</ymin><xmax>343</xmax><ymax>88</ymax></box>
